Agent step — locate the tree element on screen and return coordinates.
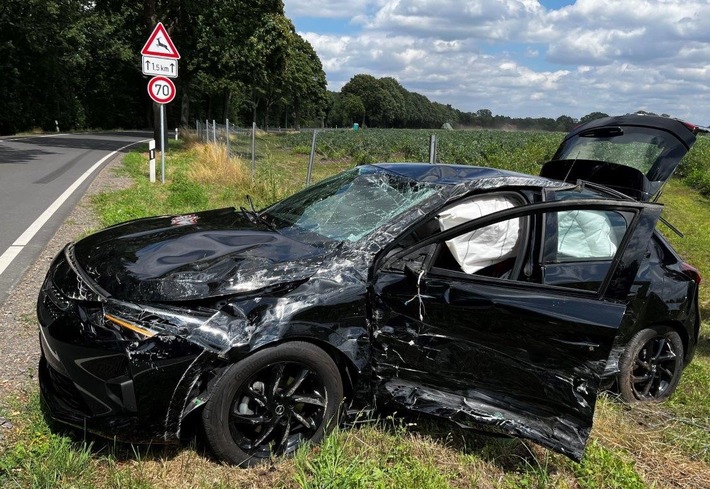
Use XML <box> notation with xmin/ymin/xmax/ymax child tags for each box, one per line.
<box><xmin>555</xmin><ymin>115</ymin><xmax>577</xmax><ymax>132</ymax></box>
<box><xmin>0</xmin><ymin>0</ymin><xmax>90</xmax><ymax>133</ymax></box>
<box><xmin>281</xmin><ymin>32</ymin><xmax>327</xmax><ymax>129</ymax></box>
<box><xmin>579</xmin><ymin>112</ymin><xmax>609</xmax><ymax>124</ymax></box>
<box><xmin>327</xmin><ymin>93</ymin><xmax>365</xmax><ymax>127</ymax></box>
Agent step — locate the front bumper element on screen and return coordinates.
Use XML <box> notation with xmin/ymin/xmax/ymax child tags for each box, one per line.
<box><xmin>37</xmin><ymin>248</ymin><xmax>206</xmax><ymax>443</ymax></box>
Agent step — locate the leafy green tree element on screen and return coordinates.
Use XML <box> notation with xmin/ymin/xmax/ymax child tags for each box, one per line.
<box><xmin>0</xmin><ymin>0</ymin><xmax>89</xmax><ymax>133</ymax></box>
<box><xmin>278</xmin><ymin>30</ymin><xmax>326</xmax><ymax>129</ymax></box>
<box><xmin>579</xmin><ymin>112</ymin><xmax>610</xmax><ymax>124</ymax></box>
<box><xmin>327</xmin><ymin>93</ymin><xmax>365</xmax><ymax>127</ymax></box>
<box><xmin>555</xmin><ymin>115</ymin><xmax>578</xmax><ymax>132</ymax></box>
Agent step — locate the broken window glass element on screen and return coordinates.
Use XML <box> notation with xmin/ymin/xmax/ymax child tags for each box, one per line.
<box><xmin>266</xmin><ymin>167</ymin><xmax>437</xmax><ymax>242</ymax></box>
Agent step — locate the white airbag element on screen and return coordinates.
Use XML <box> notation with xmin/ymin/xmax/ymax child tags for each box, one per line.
<box><xmin>437</xmin><ymin>196</ymin><xmax>520</xmax><ymax>273</ymax></box>
<box><xmin>557</xmin><ymin>210</ymin><xmax>617</xmax><ymax>259</ymax></box>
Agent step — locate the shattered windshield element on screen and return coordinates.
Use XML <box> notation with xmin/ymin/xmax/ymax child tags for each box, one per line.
<box><xmin>265</xmin><ymin>167</ymin><xmax>438</xmax><ymax>242</ymax></box>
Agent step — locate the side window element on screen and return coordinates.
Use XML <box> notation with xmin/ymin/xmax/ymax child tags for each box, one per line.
<box><xmin>545</xmin><ymin>210</ymin><xmax>630</xmax><ymax>263</ymax></box>
<box><xmin>431</xmin><ymin>194</ymin><xmax>524</xmax><ymax>279</ymax></box>
<box><xmin>542</xmin><ymin>209</ymin><xmax>634</xmax><ymax>292</ymax></box>
<box><xmin>432</xmin><ymin>214</ymin><xmax>525</xmax><ymax>280</ymax></box>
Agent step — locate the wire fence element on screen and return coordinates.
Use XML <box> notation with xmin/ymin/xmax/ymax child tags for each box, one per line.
<box><xmin>195</xmin><ymin>119</ymin><xmax>440</xmax><ymax>186</ymax></box>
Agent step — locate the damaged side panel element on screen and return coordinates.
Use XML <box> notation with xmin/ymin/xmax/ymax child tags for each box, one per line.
<box><xmin>371</xmin><ymin>274</ymin><xmax>624</xmax><ymax>460</ymax></box>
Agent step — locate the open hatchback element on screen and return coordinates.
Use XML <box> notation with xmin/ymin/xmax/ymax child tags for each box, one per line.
<box><xmin>541</xmin><ymin>114</ymin><xmax>700</xmax><ymax>201</ymax></box>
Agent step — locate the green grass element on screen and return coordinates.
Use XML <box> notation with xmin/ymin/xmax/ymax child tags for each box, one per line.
<box><xmin>4</xmin><ymin>130</ymin><xmax>710</xmax><ymax>488</ymax></box>
<box><xmin>0</xmin><ymin>393</ymin><xmax>96</xmax><ymax>488</ymax></box>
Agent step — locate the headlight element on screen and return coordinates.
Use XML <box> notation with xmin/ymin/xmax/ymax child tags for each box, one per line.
<box><xmin>52</xmin><ymin>246</ymin><xmax>103</xmax><ymax>303</ymax></box>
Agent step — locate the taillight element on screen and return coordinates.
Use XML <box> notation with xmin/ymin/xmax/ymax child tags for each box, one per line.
<box><xmin>682</xmin><ymin>121</ymin><xmax>698</xmax><ymax>134</ymax></box>
<box><xmin>680</xmin><ymin>262</ymin><xmax>702</xmax><ymax>284</ymax></box>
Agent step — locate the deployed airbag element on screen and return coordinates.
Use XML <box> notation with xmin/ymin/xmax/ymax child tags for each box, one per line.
<box><xmin>437</xmin><ymin>196</ymin><xmax>520</xmax><ymax>273</ymax></box>
<box><xmin>557</xmin><ymin>210</ymin><xmax>617</xmax><ymax>259</ymax></box>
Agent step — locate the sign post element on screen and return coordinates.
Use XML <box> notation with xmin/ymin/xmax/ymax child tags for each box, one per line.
<box><xmin>141</xmin><ymin>23</ymin><xmax>180</xmax><ymax>183</ymax></box>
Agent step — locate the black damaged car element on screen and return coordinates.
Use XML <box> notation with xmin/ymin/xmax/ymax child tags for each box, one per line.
<box><xmin>38</xmin><ymin>115</ymin><xmax>702</xmax><ymax>465</ymax></box>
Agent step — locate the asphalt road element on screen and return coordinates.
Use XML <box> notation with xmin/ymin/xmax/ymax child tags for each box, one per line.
<box><xmin>0</xmin><ymin>132</ymin><xmax>150</xmax><ymax>306</ymax></box>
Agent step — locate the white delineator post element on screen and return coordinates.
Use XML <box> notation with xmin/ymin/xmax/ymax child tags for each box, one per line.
<box><xmin>149</xmin><ymin>139</ymin><xmax>156</xmax><ymax>182</ymax></box>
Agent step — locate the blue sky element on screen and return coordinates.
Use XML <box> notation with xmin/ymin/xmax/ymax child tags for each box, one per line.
<box><xmin>283</xmin><ymin>0</ymin><xmax>710</xmax><ymax>123</ymax></box>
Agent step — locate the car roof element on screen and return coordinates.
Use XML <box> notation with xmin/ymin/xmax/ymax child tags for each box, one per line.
<box><xmin>559</xmin><ymin>114</ymin><xmax>698</xmax><ymax>149</ymax></box>
<box><xmin>372</xmin><ymin>163</ymin><xmax>550</xmax><ymax>186</ymax></box>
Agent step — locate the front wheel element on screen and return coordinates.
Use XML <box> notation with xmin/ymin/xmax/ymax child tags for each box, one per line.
<box><xmin>617</xmin><ymin>327</ymin><xmax>684</xmax><ymax>402</ymax></box>
<box><xmin>201</xmin><ymin>342</ymin><xmax>344</xmax><ymax>466</ymax></box>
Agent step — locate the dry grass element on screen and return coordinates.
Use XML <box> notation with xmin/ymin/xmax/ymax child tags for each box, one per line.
<box><xmin>591</xmin><ymin>398</ymin><xmax>710</xmax><ymax>488</ymax></box>
<box><xmin>187</xmin><ymin>143</ymin><xmax>251</xmax><ymax>189</ymax></box>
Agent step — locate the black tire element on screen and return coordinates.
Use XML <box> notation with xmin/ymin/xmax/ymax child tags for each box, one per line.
<box><xmin>201</xmin><ymin>341</ymin><xmax>343</xmax><ymax>466</ymax></box>
<box><xmin>618</xmin><ymin>327</ymin><xmax>684</xmax><ymax>402</ymax></box>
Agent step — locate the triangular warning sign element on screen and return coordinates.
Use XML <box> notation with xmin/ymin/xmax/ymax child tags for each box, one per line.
<box><xmin>141</xmin><ymin>22</ymin><xmax>180</xmax><ymax>59</ymax></box>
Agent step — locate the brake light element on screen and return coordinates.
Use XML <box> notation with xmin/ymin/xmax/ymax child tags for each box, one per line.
<box><xmin>680</xmin><ymin>262</ymin><xmax>702</xmax><ymax>284</ymax></box>
<box><xmin>682</xmin><ymin>121</ymin><xmax>698</xmax><ymax>134</ymax></box>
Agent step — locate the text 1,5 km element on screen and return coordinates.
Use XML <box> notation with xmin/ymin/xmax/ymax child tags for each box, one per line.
<box><xmin>142</xmin><ymin>55</ymin><xmax>179</xmax><ymax>78</ymax></box>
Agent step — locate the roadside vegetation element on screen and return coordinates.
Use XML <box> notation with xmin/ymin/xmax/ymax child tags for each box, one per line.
<box><xmin>2</xmin><ymin>129</ymin><xmax>709</xmax><ymax>488</ymax></box>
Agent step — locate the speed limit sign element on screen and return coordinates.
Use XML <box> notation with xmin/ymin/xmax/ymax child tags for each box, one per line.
<box><xmin>147</xmin><ymin>76</ymin><xmax>176</xmax><ymax>104</ymax></box>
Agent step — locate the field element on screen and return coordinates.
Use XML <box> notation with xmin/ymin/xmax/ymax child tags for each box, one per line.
<box><xmin>2</xmin><ymin>128</ymin><xmax>709</xmax><ymax>488</ymax></box>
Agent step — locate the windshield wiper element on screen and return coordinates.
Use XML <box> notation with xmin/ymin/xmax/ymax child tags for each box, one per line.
<box><xmin>240</xmin><ymin>195</ymin><xmax>278</xmax><ymax>232</ymax></box>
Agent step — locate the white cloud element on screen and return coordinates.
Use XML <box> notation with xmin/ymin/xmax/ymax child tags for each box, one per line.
<box><xmin>284</xmin><ymin>0</ymin><xmax>379</xmax><ymax>18</ymax></box>
<box><xmin>289</xmin><ymin>0</ymin><xmax>710</xmax><ymax>121</ymax></box>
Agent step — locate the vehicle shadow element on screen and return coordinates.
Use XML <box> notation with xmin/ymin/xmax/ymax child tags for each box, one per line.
<box><xmin>2</xmin><ymin>131</ymin><xmax>153</xmax><ymax>157</ymax></box>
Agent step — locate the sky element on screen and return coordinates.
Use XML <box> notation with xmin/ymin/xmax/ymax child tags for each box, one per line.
<box><xmin>283</xmin><ymin>0</ymin><xmax>710</xmax><ymax>123</ymax></box>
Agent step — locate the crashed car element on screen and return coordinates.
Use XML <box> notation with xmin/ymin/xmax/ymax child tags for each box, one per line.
<box><xmin>38</xmin><ymin>115</ymin><xmax>701</xmax><ymax>465</ymax></box>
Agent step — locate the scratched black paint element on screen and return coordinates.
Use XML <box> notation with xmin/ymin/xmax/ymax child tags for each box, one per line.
<box><xmin>37</xmin><ymin>116</ymin><xmax>702</xmax><ymax>463</ymax></box>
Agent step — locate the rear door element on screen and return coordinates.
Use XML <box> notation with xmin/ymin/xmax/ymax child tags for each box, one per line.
<box><xmin>371</xmin><ymin>197</ymin><xmax>662</xmax><ymax>459</ymax></box>
<box><xmin>541</xmin><ymin>115</ymin><xmax>697</xmax><ymax>201</ymax></box>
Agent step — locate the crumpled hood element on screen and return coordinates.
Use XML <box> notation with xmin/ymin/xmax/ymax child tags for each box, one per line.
<box><xmin>72</xmin><ymin>208</ymin><xmax>330</xmax><ymax>302</ymax></box>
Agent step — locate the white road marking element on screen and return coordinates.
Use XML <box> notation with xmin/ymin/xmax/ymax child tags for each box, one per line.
<box><xmin>0</xmin><ymin>139</ymin><xmax>149</xmax><ymax>276</ymax></box>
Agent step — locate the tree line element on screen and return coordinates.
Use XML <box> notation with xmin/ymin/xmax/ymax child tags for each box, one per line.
<box><xmin>1</xmin><ymin>0</ymin><xmax>609</xmax><ymax>136</ymax></box>
<box><xmin>0</xmin><ymin>0</ymin><xmax>327</xmax><ymax>135</ymax></box>
<box><xmin>325</xmin><ymin>74</ymin><xmax>611</xmax><ymax>132</ymax></box>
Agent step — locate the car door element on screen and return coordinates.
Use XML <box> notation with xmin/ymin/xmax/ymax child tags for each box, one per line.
<box><xmin>370</xmin><ymin>197</ymin><xmax>662</xmax><ymax>460</ymax></box>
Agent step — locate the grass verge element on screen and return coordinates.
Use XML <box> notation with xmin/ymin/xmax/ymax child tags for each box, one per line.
<box><xmin>3</xmin><ymin>132</ymin><xmax>709</xmax><ymax>488</ymax></box>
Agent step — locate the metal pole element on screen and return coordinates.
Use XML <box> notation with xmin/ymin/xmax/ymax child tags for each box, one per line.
<box><xmin>160</xmin><ymin>104</ymin><xmax>166</xmax><ymax>184</ymax></box>
<box><xmin>213</xmin><ymin>119</ymin><xmax>216</xmax><ymax>142</ymax></box>
<box><xmin>226</xmin><ymin>118</ymin><xmax>230</xmax><ymax>156</ymax></box>
<box><xmin>306</xmin><ymin>130</ymin><xmax>318</xmax><ymax>186</ymax></box>
<box><xmin>251</xmin><ymin>122</ymin><xmax>256</xmax><ymax>179</ymax></box>
<box><xmin>429</xmin><ymin>134</ymin><xmax>437</xmax><ymax>164</ymax></box>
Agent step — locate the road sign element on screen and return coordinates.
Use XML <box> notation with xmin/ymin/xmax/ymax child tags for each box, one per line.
<box><xmin>147</xmin><ymin>76</ymin><xmax>176</xmax><ymax>104</ymax></box>
<box><xmin>141</xmin><ymin>22</ymin><xmax>180</xmax><ymax>59</ymax></box>
<box><xmin>142</xmin><ymin>55</ymin><xmax>178</xmax><ymax>78</ymax></box>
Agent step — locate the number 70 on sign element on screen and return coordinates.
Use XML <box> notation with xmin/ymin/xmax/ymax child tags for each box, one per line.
<box><xmin>147</xmin><ymin>76</ymin><xmax>176</xmax><ymax>104</ymax></box>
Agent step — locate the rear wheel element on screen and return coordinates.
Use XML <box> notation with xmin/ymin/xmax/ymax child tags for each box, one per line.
<box><xmin>201</xmin><ymin>342</ymin><xmax>343</xmax><ymax>466</ymax></box>
<box><xmin>618</xmin><ymin>327</ymin><xmax>684</xmax><ymax>402</ymax></box>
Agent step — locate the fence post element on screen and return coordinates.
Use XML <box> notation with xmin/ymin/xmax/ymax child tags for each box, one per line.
<box><xmin>251</xmin><ymin>122</ymin><xmax>257</xmax><ymax>179</ymax></box>
<box><xmin>429</xmin><ymin>134</ymin><xmax>437</xmax><ymax>164</ymax></box>
<box><xmin>306</xmin><ymin>130</ymin><xmax>318</xmax><ymax>186</ymax></box>
<box><xmin>212</xmin><ymin>119</ymin><xmax>216</xmax><ymax>143</ymax></box>
<box><xmin>175</xmin><ymin>127</ymin><xmax>178</xmax><ymax>140</ymax></box>
<box><xmin>226</xmin><ymin>118</ymin><xmax>230</xmax><ymax>156</ymax></box>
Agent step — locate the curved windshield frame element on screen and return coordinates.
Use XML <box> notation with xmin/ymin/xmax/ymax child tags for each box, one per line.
<box><xmin>265</xmin><ymin>167</ymin><xmax>438</xmax><ymax>242</ymax></box>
